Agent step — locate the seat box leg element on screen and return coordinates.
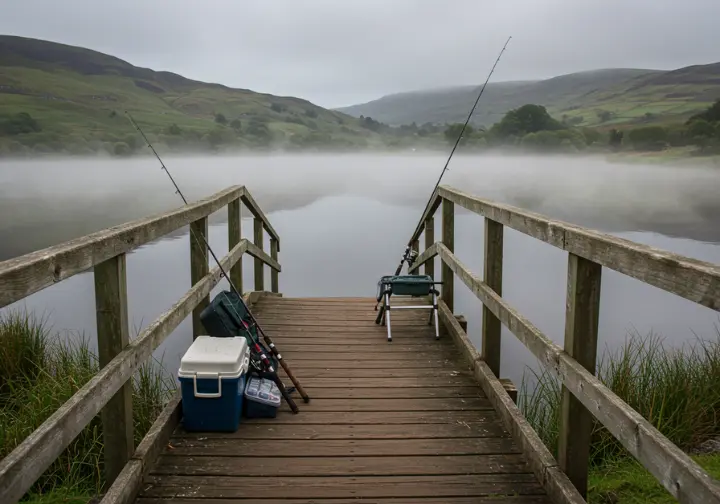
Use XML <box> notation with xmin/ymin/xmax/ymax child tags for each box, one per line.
<box><xmin>385</xmin><ymin>293</ymin><xmax>392</xmax><ymax>342</ymax></box>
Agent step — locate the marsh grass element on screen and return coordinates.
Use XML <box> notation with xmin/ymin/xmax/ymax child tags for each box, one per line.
<box><xmin>0</xmin><ymin>309</ymin><xmax>176</xmax><ymax>501</ymax></box>
<box><xmin>519</xmin><ymin>329</ymin><xmax>720</xmax><ymax>467</ymax></box>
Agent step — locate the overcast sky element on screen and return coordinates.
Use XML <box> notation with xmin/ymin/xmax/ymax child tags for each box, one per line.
<box><xmin>2</xmin><ymin>0</ymin><xmax>719</xmax><ymax>108</ymax></box>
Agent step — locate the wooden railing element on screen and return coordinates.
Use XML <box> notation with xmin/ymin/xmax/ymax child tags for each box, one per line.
<box><xmin>0</xmin><ymin>185</ymin><xmax>281</xmax><ymax>504</ymax></box>
<box><xmin>408</xmin><ymin>184</ymin><xmax>720</xmax><ymax>504</ymax></box>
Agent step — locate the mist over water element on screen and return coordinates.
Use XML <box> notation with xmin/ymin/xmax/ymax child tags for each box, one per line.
<box><xmin>1</xmin><ymin>152</ymin><xmax>720</xmax><ymax>387</ymax></box>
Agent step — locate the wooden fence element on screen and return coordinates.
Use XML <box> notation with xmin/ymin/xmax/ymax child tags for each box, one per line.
<box><xmin>0</xmin><ymin>185</ymin><xmax>281</xmax><ymax>503</ymax></box>
<box><xmin>408</xmin><ymin>184</ymin><xmax>720</xmax><ymax>503</ymax></box>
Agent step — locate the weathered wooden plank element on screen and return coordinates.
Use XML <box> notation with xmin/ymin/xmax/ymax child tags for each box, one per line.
<box><xmin>94</xmin><ymin>254</ymin><xmax>133</xmax><ymax>488</ymax></box>
<box><xmin>259</xmin><ymin>397</ymin><xmax>491</xmax><ymax>412</ymax></box>
<box><xmin>279</xmin><ymin>368</ymin><xmax>472</xmax><ymax>379</ymax></box>
<box><xmin>270</xmin><ymin>238</ymin><xmax>279</xmax><ymax>293</ymax></box>
<box><xmin>275</xmin><ymin>387</ymin><xmax>482</xmax><ymax>399</ymax></box>
<box><xmin>482</xmin><ymin>217</ymin><xmax>503</xmax><ymax>377</ymax></box>
<box><xmin>271</xmin><ymin>376</ymin><xmax>478</xmax><ymax>388</ymax></box>
<box><xmin>227</xmin><ymin>197</ymin><xmax>243</xmax><ymax>293</ymax></box>
<box><xmin>437</xmin><ymin>300</ymin><xmax>585</xmax><ymax>504</ymax></box>
<box><xmin>0</xmin><ymin>185</ymin><xmax>243</xmax><ymax>309</ymax></box>
<box><xmin>438</xmin><ymin>184</ymin><xmax>720</xmax><ymax>312</ymax></box>
<box><xmin>0</xmin><ymin>238</ymin><xmax>246</xmax><ymax>504</ymax></box>
<box><xmin>173</xmin><ymin>419</ymin><xmax>508</xmax><ymax>440</ymax></box>
<box><xmin>165</xmin><ymin>437</ymin><xmax>519</xmax><ymax>457</ymax></box>
<box><xmin>425</xmin><ymin>216</ymin><xmax>435</xmax><ymax>278</ymax></box>
<box><xmin>142</xmin><ymin>474</ymin><xmax>544</xmax><ymax>499</ymax></box>
<box><xmin>137</xmin><ymin>497</ymin><xmax>551</xmax><ymax>504</ymax></box>
<box><xmin>253</xmin><ymin>218</ymin><xmax>264</xmax><ymax>291</ymax></box>
<box><xmin>244</xmin><ymin>240</ymin><xmax>281</xmax><ymax>271</ymax></box>
<box><xmin>442</xmin><ymin>197</ymin><xmax>455</xmax><ymax>311</ymax></box>
<box><xmin>436</xmin><ymin>244</ymin><xmax>720</xmax><ymax>504</ymax></box>
<box><xmin>100</xmin><ymin>394</ymin><xmax>182</xmax><ymax>504</ymax></box>
<box><xmin>273</xmin><ymin>359</ymin><xmax>453</xmax><ymax>369</ymax></box>
<box><xmin>268</xmin><ymin>336</ymin><xmax>448</xmax><ymax>345</ymax></box>
<box><xmin>189</xmin><ymin>216</ymin><xmax>209</xmax><ymax>339</ymax></box>
<box><xmin>558</xmin><ymin>253</ymin><xmax>602</xmax><ymax>498</ymax></box>
<box><xmin>240</xmin><ymin>186</ymin><xmax>280</xmax><ymax>250</ymax></box>
<box><xmin>151</xmin><ymin>454</ymin><xmax>533</xmax><ymax>477</ymax></box>
<box><xmin>99</xmin><ymin>459</ymin><xmax>142</xmax><ymax>504</ymax></box>
<box><xmin>239</xmin><ymin>410</ymin><xmax>499</xmax><ymax>425</ymax></box>
<box><xmin>255</xmin><ymin>312</ymin><xmax>432</xmax><ymax>322</ymax></box>
<box><xmin>279</xmin><ymin>351</ymin><xmax>463</xmax><ymax>361</ymax></box>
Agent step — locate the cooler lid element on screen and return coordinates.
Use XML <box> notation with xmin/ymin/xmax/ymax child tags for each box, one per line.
<box><xmin>178</xmin><ymin>336</ymin><xmax>249</xmax><ymax>378</ymax></box>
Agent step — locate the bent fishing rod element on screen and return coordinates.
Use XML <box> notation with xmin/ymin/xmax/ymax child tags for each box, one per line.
<box><xmin>375</xmin><ymin>36</ymin><xmax>512</xmax><ymax>311</ymax></box>
<box><xmin>125</xmin><ymin>111</ymin><xmax>309</xmax><ymax>413</ymax></box>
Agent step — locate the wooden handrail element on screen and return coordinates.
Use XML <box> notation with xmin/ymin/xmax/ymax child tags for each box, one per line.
<box><xmin>437</xmin><ymin>185</ymin><xmax>720</xmax><ymax>311</ymax></box>
<box><xmin>408</xmin><ymin>185</ymin><xmax>720</xmax><ymax>503</ymax></box>
<box><xmin>0</xmin><ymin>186</ymin><xmax>281</xmax><ymax>503</ymax></box>
<box><xmin>0</xmin><ymin>185</ymin><xmax>243</xmax><ymax>309</ymax></box>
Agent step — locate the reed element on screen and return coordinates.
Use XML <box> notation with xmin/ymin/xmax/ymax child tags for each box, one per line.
<box><xmin>0</xmin><ymin>309</ymin><xmax>176</xmax><ymax>502</ymax></box>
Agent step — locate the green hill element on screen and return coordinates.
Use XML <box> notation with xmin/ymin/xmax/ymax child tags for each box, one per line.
<box><xmin>337</xmin><ymin>64</ymin><xmax>720</xmax><ymax>129</ymax></box>
<box><xmin>0</xmin><ymin>35</ymin><xmax>387</xmax><ymax>155</ymax></box>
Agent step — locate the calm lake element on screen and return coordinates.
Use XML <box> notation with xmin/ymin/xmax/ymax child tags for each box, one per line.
<box><xmin>2</xmin><ymin>152</ymin><xmax>720</xmax><ymax>390</ymax></box>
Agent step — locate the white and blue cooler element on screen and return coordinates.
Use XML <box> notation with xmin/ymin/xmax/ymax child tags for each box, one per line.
<box><xmin>178</xmin><ymin>335</ymin><xmax>250</xmax><ymax>432</ymax></box>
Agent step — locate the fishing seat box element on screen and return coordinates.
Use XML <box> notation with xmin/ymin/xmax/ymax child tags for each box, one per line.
<box><xmin>178</xmin><ymin>336</ymin><xmax>250</xmax><ymax>432</ymax></box>
<box><xmin>243</xmin><ymin>376</ymin><xmax>282</xmax><ymax>419</ymax></box>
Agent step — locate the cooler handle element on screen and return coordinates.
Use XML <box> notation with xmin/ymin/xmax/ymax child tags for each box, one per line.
<box><xmin>193</xmin><ymin>374</ymin><xmax>222</xmax><ymax>398</ymax></box>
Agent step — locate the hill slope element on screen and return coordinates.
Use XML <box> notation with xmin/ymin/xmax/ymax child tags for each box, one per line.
<box><xmin>0</xmin><ymin>35</ymin><xmax>385</xmax><ymax>155</ymax></box>
<box><xmin>337</xmin><ymin>65</ymin><xmax>720</xmax><ymax>128</ymax></box>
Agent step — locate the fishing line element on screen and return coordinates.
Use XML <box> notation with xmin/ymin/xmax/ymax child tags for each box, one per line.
<box><xmin>125</xmin><ymin>111</ymin><xmax>308</xmax><ymax>412</ymax></box>
<box><xmin>386</xmin><ymin>36</ymin><xmax>512</xmax><ymax>281</ymax></box>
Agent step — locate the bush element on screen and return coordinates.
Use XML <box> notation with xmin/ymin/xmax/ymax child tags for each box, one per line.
<box><xmin>627</xmin><ymin>126</ymin><xmax>669</xmax><ymax>151</ymax></box>
<box><xmin>113</xmin><ymin>142</ymin><xmax>131</xmax><ymax>156</ymax></box>
<box><xmin>0</xmin><ymin>112</ymin><xmax>42</xmax><ymax>136</ymax></box>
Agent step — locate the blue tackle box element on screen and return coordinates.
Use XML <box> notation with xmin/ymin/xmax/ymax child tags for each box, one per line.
<box><xmin>178</xmin><ymin>336</ymin><xmax>250</xmax><ymax>432</ymax></box>
<box><xmin>243</xmin><ymin>376</ymin><xmax>282</xmax><ymax>418</ymax></box>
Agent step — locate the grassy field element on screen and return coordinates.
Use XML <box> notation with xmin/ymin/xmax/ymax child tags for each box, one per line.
<box><xmin>339</xmin><ymin>64</ymin><xmax>720</xmax><ymax>129</ymax></box>
<box><xmin>520</xmin><ymin>330</ymin><xmax>720</xmax><ymax>503</ymax></box>
<box><xmin>0</xmin><ymin>35</ymin><xmax>392</xmax><ymax>155</ymax></box>
<box><xmin>0</xmin><ymin>309</ymin><xmax>176</xmax><ymax>503</ymax></box>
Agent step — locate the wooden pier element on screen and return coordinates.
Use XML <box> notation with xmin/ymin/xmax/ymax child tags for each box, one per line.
<box><xmin>1</xmin><ymin>184</ymin><xmax>719</xmax><ymax>504</ymax></box>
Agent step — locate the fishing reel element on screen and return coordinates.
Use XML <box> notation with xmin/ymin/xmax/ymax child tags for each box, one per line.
<box><xmin>406</xmin><ymin>248</ymin><xmax>419</xmax><ymax>269</ymax></box>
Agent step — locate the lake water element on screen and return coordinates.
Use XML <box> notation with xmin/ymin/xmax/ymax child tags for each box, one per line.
<box><xmin>2</xmin><ymin>153</ymin><xmax>720</xmax><ymax>390</ymax></box>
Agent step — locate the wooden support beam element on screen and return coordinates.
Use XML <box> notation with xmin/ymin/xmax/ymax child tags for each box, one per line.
<box><xmin>228</xmin><ymin>198</ymin><xmax>242</xmax><ymax>293</ymax></box>
<box><xmin>482</xmin><ymin>218</ymin><xmax>503</xmax><ymax>378</ymax></box>
<box><xmin>94</xmin><ymin>254</ymin><xmax>133</xmax><ymax>488</ymax></box>
<box><xmin>441</xmin><ymin>198</ymin><xmax>454</xmax><ymax>312</ymax></box>
<box><xmin>190</xmin><ymin>217</ymin><xmax>209</xmax><ymax>339</ymax></box>
<box><xmin>254</xmin><ymin>218</ymin><xmax>264</xmax><ymax>291</ymax></box>
<box><xmin>424</xmin><ymin>217</ymin><xmax>434</xmax><ymax>279</ymax></box>
<box><xmin>558</xmin><ymin>253</ymin><xmax>602</xmax><ymax>498</ymax></box>
<box><xmin>270</xmin><ymin>238</ymin><xmax>279</xmax><ymax>293</ymax></box>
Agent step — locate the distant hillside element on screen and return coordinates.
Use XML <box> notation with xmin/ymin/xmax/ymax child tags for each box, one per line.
<box><xmin>0</xmin><ymin>35</ymin><xmax>387</xmax><ymax>155</ymax></box>
<box><xmin>337</xmin><ymin>64</ymin><xmax>720</xmax><ymax>128</ymax></box>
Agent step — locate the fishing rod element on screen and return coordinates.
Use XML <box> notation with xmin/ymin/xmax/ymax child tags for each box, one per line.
<box><xmin>375</xmin><ymin>36</ymin><xmax>512</xmax><ymax>310</ymax></box>
<box><xmin>125</xmin><ymin>111</ymin><xmax>309</xmax><ymax>413</ymax></box>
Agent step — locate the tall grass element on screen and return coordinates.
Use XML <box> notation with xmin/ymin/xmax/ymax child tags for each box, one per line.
<box><xmin>519</xmin><ymin>329</ymin><xmax>720</xmax><ymax>467</ymax></box>
<box><xmin>0</xmin><ymin>309</ymin><xmax>177</xmax><ymax>501</ymax></box>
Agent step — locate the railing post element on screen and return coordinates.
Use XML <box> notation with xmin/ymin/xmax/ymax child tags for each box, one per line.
<box><xmin>94</xmin><ymin>253</ymin><xmax>133</xmax><ymax>488</ymax></box>
<box><xmin>410</xmin><ymin>239</ymin><xmax>419</xmax><ymax>275</ymax></box>
<box><xmin>482</xmin><ymin>218</ymin><xmax>503</xmax><ymax>378</ymax></box>
<box><xmin>190</xmin><ymin>216</ymin><xmax>209</xmax><ymax>339</ymax></box>
<box><xmin>228</xmin><ymin>197</ymin><xmax>243</xmax><ymax>294</ymax></box>
<box><xmin>558</xmin><ymin>253</ymin><xmax>602</xmax><ymax>498</ymax></box>
<box><xmin>254</xmin><ymin>218</ymin><xmax>264</xmax><ymax>291</ymax></box>
<box><xmin>271</xmin><ymin>238</ymin><xmax>279</xmax><ymax>293</ymax></box>
<box><xmin>424</xmin><ymin>216</ymin><xmax>434</xmax><ymax>278</ymax></box>
<box><xmin>441</xmin><ymin>198</ymin><xmax>454</xmax><ymax>311</ymax></box>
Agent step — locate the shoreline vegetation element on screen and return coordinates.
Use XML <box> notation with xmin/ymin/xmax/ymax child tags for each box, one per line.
<box><xmin>2</xmin><ymin>308</ymin><xmax>720</xmax><ymax>503</ymax></box>
<box><xmin>2</xmin><ymin>99</ymin><xmax>718</xmax><ymax>164</ymax></box>
<box><xmin>0</xmin><ymin>309</ymin><xmax>176</xmax><ymax>504</ymax></box>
